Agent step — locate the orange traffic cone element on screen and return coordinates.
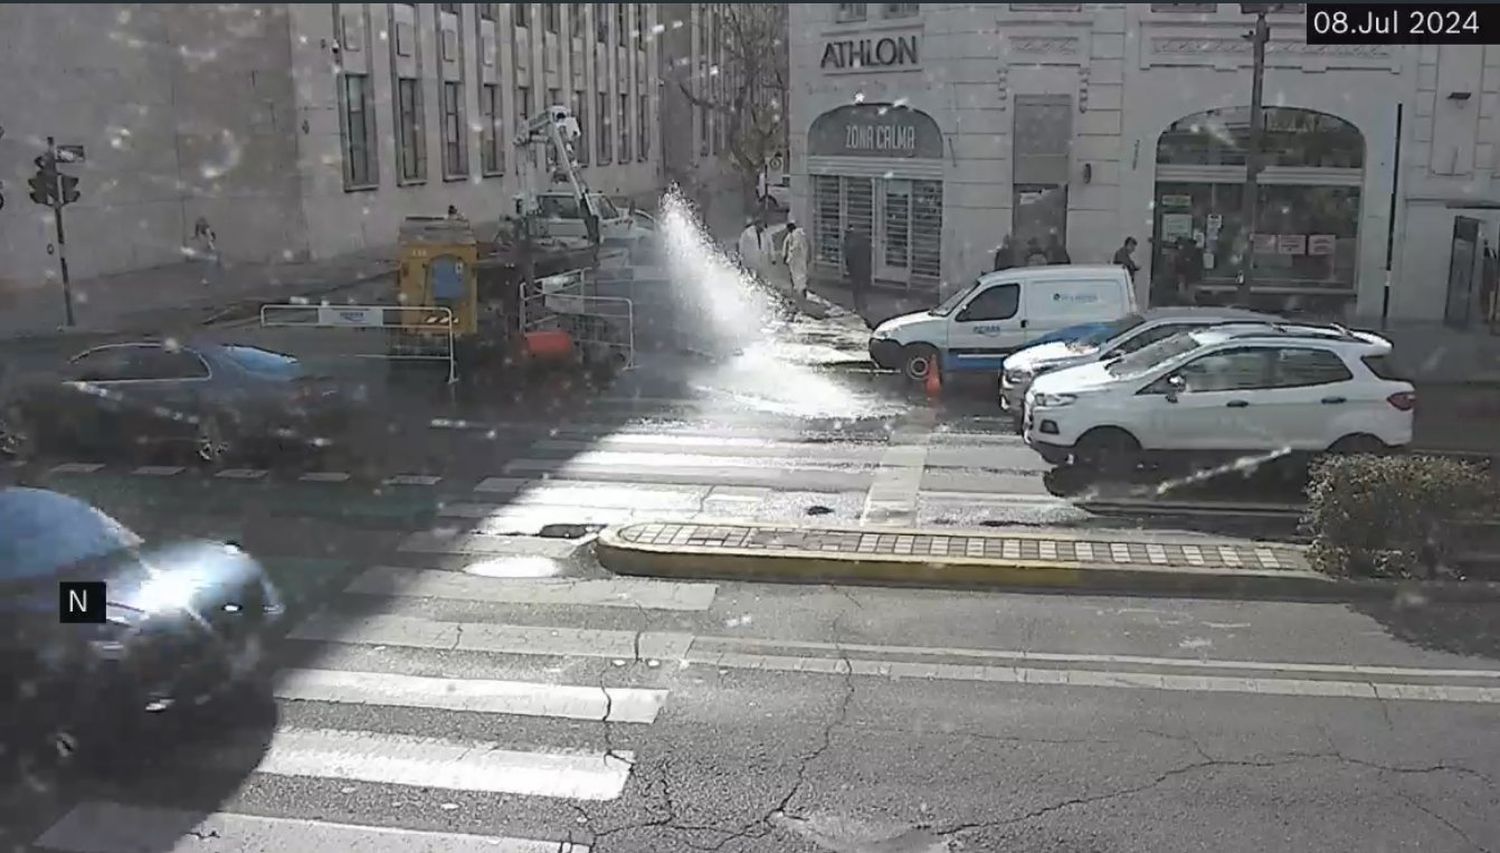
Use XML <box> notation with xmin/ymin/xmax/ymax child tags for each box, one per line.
<box><xmin>924</xmin><ymin>355</ymin><xmax>942</xmax><ymax>399</ymax></box>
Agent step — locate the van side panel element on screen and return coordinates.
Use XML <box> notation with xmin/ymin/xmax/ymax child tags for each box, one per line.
<box><xmin>1023</xmin><ymin>276</ymin><xmax>1130</xmax><ymax>337</ymax></box>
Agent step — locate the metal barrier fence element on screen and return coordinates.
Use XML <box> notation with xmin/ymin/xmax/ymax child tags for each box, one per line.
<box><xmin>259</xmin><ymin>303</ymin><xmax>457</xmax><ymax>384</ymax></box>
<box><xmin>524</xmin><ymin>270</ymin><xmax>637</xmax><ymax>370</ymax></box>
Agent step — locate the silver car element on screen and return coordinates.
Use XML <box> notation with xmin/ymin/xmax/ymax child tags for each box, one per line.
<box><xmin>998</xmin><ymin>307</ymin><xmax>1281</xmax><ymax>424</ymax></box>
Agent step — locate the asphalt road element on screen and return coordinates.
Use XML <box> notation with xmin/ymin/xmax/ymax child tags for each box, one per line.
<box><xmin>5</xmin><ymin>303</ymin><xmax>1497</xmax><ymax>851</ymax></box>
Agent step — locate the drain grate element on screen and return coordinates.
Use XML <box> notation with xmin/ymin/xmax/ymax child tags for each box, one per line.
<box><xmin>537</xmin><ymin>523</ymin><xmax>606</xmax><ymax>540</ymax></box>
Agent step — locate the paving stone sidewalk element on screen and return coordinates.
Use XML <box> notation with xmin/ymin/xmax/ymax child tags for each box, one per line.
<box><xmin>613</xmin><ymin>522</ymin><xmax>1309</xmax><ymax>573</ymax></box>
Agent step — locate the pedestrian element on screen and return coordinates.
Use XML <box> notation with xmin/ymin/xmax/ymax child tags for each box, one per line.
<box><xmin>737</xmin><ymin>217</ymin><xmax>766</xmax><ymax>280</ymax></box>
<box><xmin>842</xmin><ymin>224</ymin><xmax>872</xmax><ymax>316</ymax></box>
<box><xmin>782</xmin><ymin>219</ymin><xmax>811</xmax><ymax>306</ymax></box>
<box><xmin>190</xmin><ymin>216</ymin><xmax>221</xmax><ymax>284</ymax></box>
<box><xmin>1177</xmin><ymin>235</ymin><xmax>1205</xmax><ymax>305</ymax></box>
<box><xmin>1113</xmin><ymin>236</ymin><xmax>1141</xmax><ymax>280</ymax></box>
<box><xmin>1024</xmin><ymin>237</ymin><xmax>1048</xmax><ymax>267</ymax></box>
<box><xmin>1045</xmin><ymin>233</ymin><xmax>1072</xmax><ymax>265</ymax></box>
<box><xmin>993</xmin><ymin>235</ymin><xmax>1016</xmax><ymax>272</ymax></box>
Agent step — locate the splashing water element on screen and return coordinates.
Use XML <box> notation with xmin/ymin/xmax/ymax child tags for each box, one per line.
<box><xmin>656</xmin><ymin>189</ymin><xmax>779</xmax><ymax>355</ymax></box>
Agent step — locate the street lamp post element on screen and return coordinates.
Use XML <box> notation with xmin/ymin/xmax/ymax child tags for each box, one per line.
<box><xmin>1236</xmin><ymin>4</ymin><xmax>1272</xmax><ymax>306</ymax></box>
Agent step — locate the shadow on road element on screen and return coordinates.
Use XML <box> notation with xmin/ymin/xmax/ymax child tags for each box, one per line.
<box><xmin>1351</xmin><ymin>598</ymin><xmax>1500</xmax><ymax>663</ymax></box>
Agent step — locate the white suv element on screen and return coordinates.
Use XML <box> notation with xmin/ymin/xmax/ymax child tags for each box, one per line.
<box><xmin>1023</xmin><ymin>323</ymin><xmax>1415</xmax><ymax>472</ymax></box>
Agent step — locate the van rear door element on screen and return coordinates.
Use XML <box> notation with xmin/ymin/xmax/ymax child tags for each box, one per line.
<box><xmin>1022</xmin><ymin>275</ymin><xmax>1133</xmax><ymax>343</ymax></box>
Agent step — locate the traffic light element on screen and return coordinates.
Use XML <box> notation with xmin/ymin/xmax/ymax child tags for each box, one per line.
<box><xmin>28</xmin><ymin>170</ymin><xmax>54</xmax><ymax>206</ymax></box>
<box><xmin>58</xmin><ymin>174</ymin><xmax>79</xmax><ymax>205</ymax></box>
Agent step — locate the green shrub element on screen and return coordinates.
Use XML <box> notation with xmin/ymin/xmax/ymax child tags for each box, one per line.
<box><xmin>1301</xmin><ymin>454</ymin><xmax>1493</xmax><ymax>579</ymax></box>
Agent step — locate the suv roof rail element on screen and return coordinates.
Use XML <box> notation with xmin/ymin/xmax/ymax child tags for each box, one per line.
<box><xmin>1225</xmin><ymin>322</ymin><xmax>1362</xmax><ymax>342</ymax></box>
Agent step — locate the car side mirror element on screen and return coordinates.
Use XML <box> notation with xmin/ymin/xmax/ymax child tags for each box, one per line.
<box><xmin>1165</xmin><ymin>374</ymin><xmax>1186</xmax><ymax>403</ymax></box>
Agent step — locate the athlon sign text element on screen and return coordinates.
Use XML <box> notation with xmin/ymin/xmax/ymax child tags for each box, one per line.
<box><xmin>820</xmin><ymin>35</ymin><xmax>919</xmax><ymax>71</ymax></box>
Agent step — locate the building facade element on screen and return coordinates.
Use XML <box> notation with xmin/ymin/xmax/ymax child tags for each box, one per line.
<box><xmin>788</xmin><ymin>3</ymin><xmax>1500</xmax><ymax>326</ymax></box>
<box><xmin>0</xmin><ymin>3</ymin><xmax>667</xmax><ymax>296</ymax></box>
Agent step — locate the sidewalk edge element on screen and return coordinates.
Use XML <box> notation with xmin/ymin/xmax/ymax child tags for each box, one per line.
<box><xmin>596</xmin><ymin>527</ymin><xmax>1500</xmax><ymax>603</ymax></box>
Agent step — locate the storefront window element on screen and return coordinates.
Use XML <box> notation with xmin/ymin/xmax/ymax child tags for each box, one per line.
<box><xmin>1157</xmin><ymin>107</ymin><xmax>1364</xmax><ymax>169</ymax></box>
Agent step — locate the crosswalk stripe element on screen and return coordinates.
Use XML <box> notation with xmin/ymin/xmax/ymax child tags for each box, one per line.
<box><xmin>290</xmin><ymin>613</ymin><xmax>695</xmax><ymax>661</ymax></box>
<box><xmin>214</xmin><ymin>468</ymin><xmax>268</xmax><ymax>480</ymax></box>
<box><xmin>503</xmin><ymin>450</ymin><xmax>871</xmax><ymax>473</ymax></box>
<box><xmin>397</xmin><ymin>531</ymin><xmax>583</xmax><ymax>558</ymax></box>
<box><xmin>532</xmin><ymin>433</ymin><xmax>883</xmax><ymax>453</ymax></box>
<box><xmin>383</xmin><ymin>473</ymin><xmax>443</xmax><ymax>486</ymax></box>
<box><xmin>47</xmin><ymin>462</ymin><xmax>105</xmax><ymax>474</ymax></box>
<box><xmin>207</xmin><ymin>727</ymin><xmax>632</xmax><ymax>801</ymax></box>
<box><xmin>470</xmin><ymin>478</ymin><xmax>711</xmax><ymax>507</ymax></box>
<box><xmin>274</xmin><ymin>668</ymin><xmax>669</xmax><ymax>723</ymax></box>
<box><xmin>35</xmin><ymin>802</ymin><xmax>589</xmax><ymax>852</ymax></box>
<box><xmin>299</xmin><ymin>471</ymin><xmax>352</xmax><ymax>483</ymax></box>
<box><xmin>346</xmin><ymin>567</ymin><xmax>719</xmax><ymax>611</ymax></box>
<box><xmin>131</xmin><ymin>465</ymin><xmax>184</xmax><ymax>477</ymax></box>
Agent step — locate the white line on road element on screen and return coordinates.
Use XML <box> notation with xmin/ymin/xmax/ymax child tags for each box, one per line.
<box><xmin>47</xmin><ymin>462</ymin><xmax>104</xmax><ymax>474</ymax></box>
<box><xmin>396</xmin><ymin>531</ymin><xmax>583</xmax><ymax>558</ymax></box>
<box><xmin>209</xmin><ymin>727</ymin><xmax>633</xmax><ymax>800</ymax></box>
<box><xmin>298</xmin><ymin>471</ymin><xmax>351</xmax><ymax>483</ymax></box>
<box><xmin>383</xmin><ymin>474</ymin><xmax>443</xmax><ymax>486</ymax></box>
<box><xmin>214</xmin><ymin>468</ymin><xmax>268</xmax><ymax>480</ymax></box>
<box><xmin>273</xmin><ymin>668</ymin><xmax>669</xmax><ymax>723</ymax></box>
<box><xmin>695</xmin><ymin>651</ymin><xmax>1500</xmax><ymax>704</ymax></box>
<box><xmin>290</xmin><ymin>613</ymin><xmax>695</xmax><ymax>661</ymax></box>
<box><xmin>35</xmin><ymin>802</ymin><xmax>590</xmax><ymax>853</ymax></box>
<box><xmin>503</xmin><ymin>451</ymin><xmax>869</xmax><ymax>473</ymax></box>
<box><xmin>345</xmin><ymin>566</ymin><xmax>718</xmax><ymax>611</ymax></box>
<box><xmin>860</xmin><ymin>415</ymin><xmax>934</xmax><ymax>525</ymax></box>
<box><xmin>131</xmin><ymin>465</ymin><xmax>184</xmax><ymax>477</ymax></box>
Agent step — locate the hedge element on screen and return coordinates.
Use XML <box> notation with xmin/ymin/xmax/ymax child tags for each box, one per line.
<box><xmin>1301</xmin><ymin>454</ymin><xmax>1498</xmax><ymax>579</ymax></box>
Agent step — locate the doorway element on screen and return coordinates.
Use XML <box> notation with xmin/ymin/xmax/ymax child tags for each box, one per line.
<box><xmin>1446</xmin><ymin>216</ymin><xmax>1481</xmax><ymax>328</ymax></box>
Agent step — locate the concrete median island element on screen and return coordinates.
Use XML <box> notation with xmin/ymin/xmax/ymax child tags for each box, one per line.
<box><xmin>596</xmin><ymin>521</ymin><xmax>1500</xmax><ymax>602</ymax></box>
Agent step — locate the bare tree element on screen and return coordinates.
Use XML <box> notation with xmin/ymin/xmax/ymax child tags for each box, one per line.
<box><xmin>675</xmin><ymin>4</ymin><xmax>788</xmax><ymax>210</ymax></box>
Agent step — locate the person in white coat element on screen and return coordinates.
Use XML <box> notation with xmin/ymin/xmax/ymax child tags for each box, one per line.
<box><xmin>782</xmin><ymin>220</ymin><xmax>810</xmax><ymax>302</ymax></box>
<box><xmin>737</xmin><ymin>218</ymin><xmax>766</xmax><ymax>281</ymax></box>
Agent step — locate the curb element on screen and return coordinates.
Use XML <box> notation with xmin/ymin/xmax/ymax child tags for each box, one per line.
<box><xmin>596</xmin><ymin>524</ymin><xmax>1500</xmax><ymax>604</ymax></box>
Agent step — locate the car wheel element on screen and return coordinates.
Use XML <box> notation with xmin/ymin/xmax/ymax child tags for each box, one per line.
<box><xmin>1328</xmin><ymin>434</ymin><xmax>1387</xmax><ymax>457</ymax></box>
<box><xmin>902</xmin><ymin>345</ymin><xmax>941</xmax><ymax>382</ymax></box>
<box><xmin>194</xmin><ymin>413</ymin><xmax>235</xmax><ymax>467</ymax></box>
<box><xmin>1073</xmin><ymin>427</ymin><xmax>1141</xmax><ymax>476</ymax></box>
<box><xmin>0</xmin><ymin>404</ymin><xmax>37</xmax><ymax>460</ymax></box>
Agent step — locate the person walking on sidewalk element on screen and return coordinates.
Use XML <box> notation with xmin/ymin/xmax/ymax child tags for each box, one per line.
<box><xmin>842</xmin><ymin>224</ymin><xmax>872</xmax><ymax>317</ymax></box>
<box><xmin>1113</xmin><ymin>236</ymin><xmax>1141</xmax><ymax>280</ymax></box>
<box><xmin>190</xmin><ymin>217</ymin><xmax>221</xmax><ymax>285</ymax></box>
<box><xmin>993</xmin><ymin>235</ymin><xmax>1016</xmax><ymax>272</ymax></box>
<box><xmin>782</xmin><ymin>220</ymin><xmax>810</xmax><ymax>306</ymax></box>
<box><xmin>1045</xmin><ymin>233</ymin><xmax>1072</xmax><ymax>265</ymax></box>
<box><xmin>737</xmin><ymin>217</ymin><xmax>767</xmax><ymax>282</ymax></box>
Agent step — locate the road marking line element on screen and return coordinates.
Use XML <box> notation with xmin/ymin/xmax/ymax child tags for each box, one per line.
<box><xmin>1110</xmin><ymin>543</ymin><xmax>1131</xmax><ymax>563</ymax></box>
<box><xmin>1182</xmin><ymin>544</ymin><xmax>1206</xmax><ymax>566</ymax></box>
<box><xmin>346</xmin><ymin>567</ymin><xmax>718</xmax><ymax>611</ymax></box>
<box><xmin>860</xmin><ymin>415</ymin><xmax>934</xmax><ymax>525</ymax></box>
<box><xmin>290</xmin><ymin>613</ymin><xmax>695</xmax><ymax>661</ymax></box>
<box><xmin>396</xmin><ymin>531</ymin><xmax>582</xmax><ymax>558</ymax></box>
<box><xmin>1255</xmin><ymin>547</ymin><xmax>1281</xmax><ymax>569</ymax></box>
<box><xmin>691</xmin><ymin>634</ymin><xmax>1500</xmax><ymax>679</ymax></box>
<box><xmin>299</xmin><ymin>471</ymin><xmax>351</xmax><ymax>483</ymax></box>
<box><xmin>208</xmin><ymin>727</ymin><xmax>632</xmax><ymax>801</ymax></box>
<box><xmin>693</xmin><ymin>651</ymin><xmax>1499</xmax><ymax>704</ymax></box>
<box><xmin>214</xmin><ymin>468</ymin><xmax>268</xmax><ymax>480</ymax></box>
<box><xmin>383</xmin><ymin>474</ymin><xmax>443</xmax><ymax>486</ymax></box>
<box><xmin>1146</xmin><ymin>544</ymin><xmax>1169</xmax><ymax>565</ymax></box>
<box><xmin>130</xmin><ymin>465</ymin><xmax>184</xmax><ymax>477</ymax></box>
<box><xmin>504</xmin><ymin>451</ymin><xmax>867</xmax><ymax>473</ymax></box>
<box><xmin>47</xmin><ymin>462</ymin><xmax>105</xmax><ymax>474</ymax></box>
<box><xmin>1219</xmin><ymin>545</ymin><xmax>1242</xmax><ymax>567</ymax></box>
<box><xmin>34</xmin><ymin>802</ymin><xmax>590</xmax><ymax>853</ymax></box>
<box><xmin>273</xmin><ymin>668</ymin><xmax>668</xmax><ymax>724</ymax></box>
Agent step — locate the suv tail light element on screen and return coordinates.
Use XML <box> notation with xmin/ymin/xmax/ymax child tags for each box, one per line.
<box><xmin>1387</xmin><ymin>391</ymin><xmax>1416</xmax><ymax>411</ymax></box>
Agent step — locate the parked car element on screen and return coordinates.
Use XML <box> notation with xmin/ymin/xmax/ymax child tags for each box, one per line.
<box><xmin>869</xmin><ymin>264</ymin><xmax>1139</xmax><ymax>380</ymax></box>
<box><xmin>0</xmin><ymin>487</ymin><xmax>284</xmax><ymax>764</ymax></box>
<box><xmin>762</xmin><ymin>174</ymin><xmax>791</xmax><ymax>212</ymax></box>
<box><xmin>0</xmin><ymin>340</ymin><xmax>372</xmax><ymax>466</ymax></box>
<box><xmin>1022</xmin><ymin>323</ymin><xmax>1413</xmax><ymax>474</ymax></box>
<box><xmin>1000</xmin><ymin>307</ymin><xmax>1281</xmax><ymax>421</ymax></box>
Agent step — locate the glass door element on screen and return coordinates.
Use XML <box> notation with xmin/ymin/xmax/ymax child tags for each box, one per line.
<box><xmin>877</xmin><ymin>179</ymin><xmax>912</xmax><ymax>282</ymax></box>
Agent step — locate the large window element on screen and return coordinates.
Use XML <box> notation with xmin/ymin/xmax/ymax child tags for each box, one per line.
<box><xmin>883</xmin><ymin>3</ymin><xmax>919</xmax><ymax>16</ymax></box>
<box><xmin>573</xmin><ymin>89</ymin><xmax>589</xmax><ymax>166</ymax></box>
<box><xmin>638</xmin><ymin>93</ymin><xmax>649</xmax><ymax>161</ymax></box>
<box><xmin>441</xmin><ymin>80</ymin><xmax>467</xmax><ymax>178</ymax></box>
<box><xmin>634</xmin><ymin>4</ymin><xmax>645</xmax><ymax>48</ymax></box>
<box><xmin>396</xmin><ymin>77</ymin><xmax>426</xmax><ymax>182</ymax></box>
<box><xmin>479</xmin><ymin>4</ymin><xmax>496</xmax><ymax>21</ymax></box>
<box><xmin>595</xmin><ymin>3</ymin><xmax>608</xmax><ymax>43</ymax></box>
<box><xmin>568</xmin><ymin>4</ymin><xmax>581</xmax><ymax>35</ymax></box>
<box><xmin>340</xmin><ymin>73</ymin><xmax>376</xmax><ymax>188</ymax></box>
<box><xmin>479</xmin><ymin>83</ymin><xmax>502</xmax><ymax>175</ymax></box>
<box><xmin>543</xmin><ymin>3</ymin><xmax>559</xmax><ymax>33</ymax></box>
<box><xmin>515</xmin><ymin>86</ymin><xmax>532</xmax><ymax>165</ymax></box>
<box><xmin>836</xmin><ymin>4</ymin><xmax>868</xmax><ymax>21</ymax></box>
<box><xmin>514</xmin><ymin>3</ymin><xmax>530</xmax><ymax>28</ymax></box>
<box><xmin>597</xmin><ymin>91</ymin><xmax>612</xmax><ymax>164</ymax></box>
<box><xmin>616</xmin><ymin>4</ymin><xmax>626</xmax><ymax>46</ymax></box>
<box><xmin>618</xmin><ymin>92</ymin><xmax>630</xmax><ymax>161</ymax></box>
<box><xmin>1157</xmin><ymin>107</ymin><xmax>1364</xmax><ymax>169</ymax></box>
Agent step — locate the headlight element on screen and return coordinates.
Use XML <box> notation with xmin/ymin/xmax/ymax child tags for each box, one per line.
<box><xmin>1005</xmin><ymin>368</ymin><xmax>1034</xmax><ymax>383</ymax></box>
<box><xmin>1033</xmin><ymin>392</ymin><xmax>1078</xmax><ymax>408</ymax></box>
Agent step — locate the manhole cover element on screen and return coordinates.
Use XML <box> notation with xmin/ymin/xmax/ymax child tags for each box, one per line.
<box><xmin>537</xmin><ymin>523</ymin><xmax>605</xmax><ymax>539</ymax></box>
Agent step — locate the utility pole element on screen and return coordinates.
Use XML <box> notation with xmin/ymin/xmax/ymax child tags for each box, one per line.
<box><xmin>27</xmin><ymin>137</ymin><xmax>84</xmax><ymax>327</ymax></box>
<box><xmin>1235</xmin><ymin>5</ymin><xmax>1271</xmax><ymax>306</ymax></box>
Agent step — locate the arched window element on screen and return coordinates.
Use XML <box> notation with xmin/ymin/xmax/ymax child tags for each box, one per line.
<box><xmin>1157</xmin><ymin>107</ymin><xmax>1364</xmax><ymax>169</ymax></box>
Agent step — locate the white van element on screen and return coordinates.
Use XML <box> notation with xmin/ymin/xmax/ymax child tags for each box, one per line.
<box><xmin>868</xmin><ymin>265</ymin><xmax>1138</xmax><ymax>379</ymax></box>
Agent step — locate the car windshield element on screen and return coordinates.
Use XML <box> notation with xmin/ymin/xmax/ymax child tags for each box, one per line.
<box><xmin>1072</xmin><ymin>313</ymin><xmax>1146</xmax><ymax>349</ymax></box>
<box><xmin>0</xmin><ymin>488</ymin><xmax>142</xmax><ymax>581</ymax></box>
<box><xmin>220</xmin><ymin>345</ymin><xmax>302</xmax><ymax>377</ymax></box>
<box><xmin>592</xmin><ymin>195</ymin><xmax>622</xmax><ymax>219</ymax></box>
<box><xmin>930</xmin><ymin>280</ymin><xmax>981</xmax><ymax>317</ymax></box>
<box><xmin>1106</xmin><ymin>330</ymin><xmax>1205</xmax><ymax>378</ymax></box>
